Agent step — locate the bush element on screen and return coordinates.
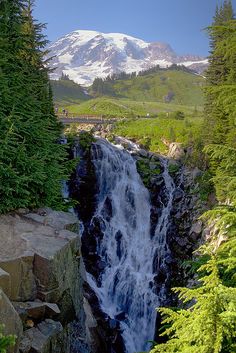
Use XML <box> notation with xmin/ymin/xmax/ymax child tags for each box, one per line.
<box><xmin>172</xmin><ymin>111</ymin><xmax>185</xmax><ymax>120</ymax></box>
<box><xmin>0</xmin><ymin>325</ymin><xmax>16</xmax><ymax>353</ymax></box>
<box><xmin>78</xmin><ymin>132</ymin><xmax>95</xmax><ymax>151</ymax></box>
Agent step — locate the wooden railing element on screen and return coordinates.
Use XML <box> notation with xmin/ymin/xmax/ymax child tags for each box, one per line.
<box><xmin>57</xmin><ymin>114</ymin><xmax>125</xmax><ymax>124</ymax></box>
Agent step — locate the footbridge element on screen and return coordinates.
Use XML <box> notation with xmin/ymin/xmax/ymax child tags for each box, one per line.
<box><xmin>57</xmin><ymin>114</ymin><xmax>123</xmax><ymax>125</ymax></box>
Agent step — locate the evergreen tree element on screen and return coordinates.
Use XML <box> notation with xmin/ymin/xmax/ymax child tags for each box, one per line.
<box><xmin>205</xmin><ymin>20</ymin><xmax>236</xmax><ymax>143</ymax></box>
<box><xmin>0</xmin><ymin>0</ymin><xmax>67</xmax><ymax>213</ymax></box>
<box><xmin>204</xmin><ymin>1</ymin><xmax>235</xmax><ymax>144</ymax></box>
<box><xmin>150</xmin><ymin>255</ymin><xmax>236</xmax><ymax>353</ymax></box>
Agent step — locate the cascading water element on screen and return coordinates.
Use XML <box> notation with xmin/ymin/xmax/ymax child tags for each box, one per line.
<box><xmin>84</xmin><ymin>138</ymin><xmax>176</xmax><ymax>353</ymax></box>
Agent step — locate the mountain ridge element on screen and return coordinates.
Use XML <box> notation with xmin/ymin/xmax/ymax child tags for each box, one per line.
<box><xmin>48</xmin><ymin>29</ymin><xmax>208</xmax><ymax>86</ymax></box>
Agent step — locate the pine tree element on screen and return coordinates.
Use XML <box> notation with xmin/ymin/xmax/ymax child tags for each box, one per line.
<box><xmin>150</xmin><ymin>255</ymin><xmax>236</xmax><ymax>353</ymax></box>
<box><xmin>204</xmin><ymin>1</ymin><xmax>235</xmax><ymax>144</ymax></box>
<box><xmin>0</xmin><ymin>0</ymin><xmax>67</xmax><ymax>213</ymax></box>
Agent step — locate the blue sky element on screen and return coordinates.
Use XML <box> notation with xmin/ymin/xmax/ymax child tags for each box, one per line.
<box><xmin>34</xmin><ymin>0</ymin><xmax>236</xmax><ymax>56</ymax></box>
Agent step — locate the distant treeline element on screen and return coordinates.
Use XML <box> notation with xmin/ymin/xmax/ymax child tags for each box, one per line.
<box><xmin>91</xmin><ymin>64</ymin><xmax>197</xmax><ymax>96</ymax></box>
<box><xmin>94</xmin><ymin>63</ymin><xmax>196</xmax><ymax>84</ymax></box>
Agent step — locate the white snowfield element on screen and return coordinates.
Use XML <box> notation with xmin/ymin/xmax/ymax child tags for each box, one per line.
<box><xmin>48</xmin><ymin>29</ymin><xmax>208</xmax><ymax>86</ymax></box>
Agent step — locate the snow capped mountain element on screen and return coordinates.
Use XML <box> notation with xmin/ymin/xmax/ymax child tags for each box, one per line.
<box><xmin>48</xmin><ymin>30</ymin><xmax>208</xmax><ymax>86</ymax></box>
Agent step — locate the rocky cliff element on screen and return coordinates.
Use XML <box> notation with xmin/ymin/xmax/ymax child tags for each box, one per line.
<box><xmin>0</xmin><ymin>208</ymin><xmax>95</xmax><ymax>353</ymax></box>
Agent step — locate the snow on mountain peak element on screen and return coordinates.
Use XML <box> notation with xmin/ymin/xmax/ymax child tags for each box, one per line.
<box><xmin>48</xmin><ymin>29</ymin><xmax>208</xmax><ymax>86</ymax></box>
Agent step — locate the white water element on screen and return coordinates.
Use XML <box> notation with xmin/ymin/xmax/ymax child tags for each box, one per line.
<box><xmin>87</xmin><ymin>139</ymin><xmax>175</xmax><ymax>353</ymax></box>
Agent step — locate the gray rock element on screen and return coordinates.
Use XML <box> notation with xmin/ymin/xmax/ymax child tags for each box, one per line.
<box><xmin>149</xmin><ymin>162</ymin><xmax>158</xmax><ymax>170</ymax></box>
<box><xmin>190</xmin><ymin>220</ymin><xmax>203</xmax><ymax>235</ymax></box>
<box><xmin>168</xmin><ymin>142</ymin><xmax>185</xmax><ymax>159</ymax></box>
<box><xmin>138</xmin><ymin>149</ymin><xmax>148</xmax><ymax>158</ymax></box>
<box><xmin>12</xmin><ymin>302</ymin><xmax>60</xmax><ymax>321</ymax></box>
<box><xmin>19</xmin><ymin>320</ymin><xmax>64</xmax><ymax>353</ymax></box>
<box><xmin>173</xmin><ymin>188</ymin><xmax>184</xmax><ymax>202</ymax></box>
<box><xmin>192</xmin><ymin>167</ymin><xmax>203</xmax><ymax>180</ymax></box>
<box><xmin>0</xmin><ymin>267</ymin><xmax>10</xmax><ymax>297</ymax></box>
<box><xmin>45</xmin><ymin>303</ymin><xmax>61</xmax><ymax>318</ymax></box>
<box><xmin>0</xmin><ymin>288</ymin><xmax>23</xmax><ymax>353</ymax></box>
<box><xmin>0</xmin><ymin>209</ymin><xmax>83</xmax><ymax>317</ymax></box>
<box><xmin>25</xmin><ymin>208</ymin><xmax>79</xmax><ymax>233</ymax></box>
<box><xmin>37</xmin><ymin>320</ymin><xmax>63</xmax><ymax>338</ymax></box>
<box><xmin>150</xmin><ymin>154</ymin><xmax>160</xmax><ymax>162</ymax></box>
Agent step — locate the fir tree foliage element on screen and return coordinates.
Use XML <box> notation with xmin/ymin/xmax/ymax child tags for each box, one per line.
<box><xmin>150</xmin><ymin>255</ymin><xmax>236</xmax><ymax>353</ymax></box>
<box><xmin>0</xmin><ymin>0</ymin><xmax>67</xmax><ymax>213</ymax></box>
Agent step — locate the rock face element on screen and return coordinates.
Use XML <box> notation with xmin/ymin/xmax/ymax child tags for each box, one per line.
<box><xmin>0</xmin><ymin>208</ymin><xmax>91</xmax><ymax>353</ymax></box>
<box><xmin>0</xmin><ymin>289</ymin><xmax>23</xmax><ymax>353</ymax></box>
<box><xmin>168</xmin><ymin>142</ymin><xmax>186</xmax><ymax>160</ymax></box>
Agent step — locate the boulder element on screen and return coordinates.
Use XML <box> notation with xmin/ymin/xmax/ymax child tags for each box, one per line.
<box><xmin>25</xmin><ymin>208</ymin><xmax>79</xmax><ymax>233</ymax></box>
<box><xmin>12</xmin><ymin>302</ymin><xmax>60</xmax><ymax>321</ymax></box>
<box><xmin>191</xmin><ymin>167</ymin><xmax>202</xmax><ymax>180</ymax></box>
<box><xmin>138</xmin><ymin>149</ymin><xmax>148</xmax><ymax>158</ymax></box>
<box><xmin>168</xmin><ymin>142</ymin><xmax>185</xmax><ymax>159</ymax></box>
<box><xmin>0</xmin><ymin>267</ymin><xmax>11</xmax><ymax>297</ymax></box>
<box><xmin>173</xmin><ymin>188</ymin><xmax>184</xmax><ymax>202</ymax></box>
<box><xmin>0</xmin><ymin>210</ymin><xmax>82</xmax><ymax>319</ymax></box>
<box><xmin>19</xmin><ymin>320</ymin><xmax>63</xmax><ymax>353</ymax></box>
<box><xmin>190</xmin><ymin>220</ymin><xmax>203</xmax><ymax>235</ymax></box>
<box><xmin>0</xmin><ymin>288</ymin><xmax>23</xmax><ymax>353</ymax></box>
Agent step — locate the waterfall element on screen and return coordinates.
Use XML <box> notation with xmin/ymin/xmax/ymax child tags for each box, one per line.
<box><xmin>83</xmin><ymin>138</ymin><xmax>176</xmax><ymax>353</ymax></box>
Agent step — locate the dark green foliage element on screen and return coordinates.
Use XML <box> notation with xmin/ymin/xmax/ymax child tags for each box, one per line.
<box><xmin>168</xmin><ymin>163</ymin><xmax>180</xmax><ymax>176</ymax></box>
<box><xmin>59</xmin><ymin>72</ymin><xmax>70</xmax><ymax>81</ymax></box>
<box><xmin>169</xmin><ymin>127</ymin><xmax>176</xmax><ymax>142</ymax></box>
<box><xmin>136</xmin><ymin>159</ymin><xmax>161</xmax><ymax>187</ymax></box>
<box><xmin>78</xmin><ymin>131</ymin><xmax>95</xmax><ymax>151</ymax></box>
<box><xmin>195</xmin><ymin>170</ymin><xmax>214</xmax><ymax>201</ymax></box>
<box><xmin>91</xmin><ymin>77</ymin><xmax>115</xmax><ymax>96</ymax></box>
<box><xmin>51</xmin><ymin>78</ymin><xmax>90</xmax><ymax>105</ymax></box>
<box><xmin>0</xmin><ymin>0</ymin><xmax>67</xmax><ymax>213</ymax></box>
<box><xmin>204</xmin><ymin>0</ymin><xmax>235</xmax><ymax>144</ymax></box>
<box><xmin>0</xmin><ymin>325</ymin><xmax>16</xmax><ymax>353</ymax></box>
<box><xmin>151</xmin><ymin>255</ymin><xmax>236</xmax><ymax>353</ymax></box>
<box><xmin>172</xmin><ymin>111</ymin><xmax>185</xmax><ymax>120</ymax></box>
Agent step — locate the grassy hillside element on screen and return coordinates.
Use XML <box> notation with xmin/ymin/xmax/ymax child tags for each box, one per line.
<box><xmin>51</xmin><ymin>67</ymin><xmax>205</xmax><ymax>110</ymax></box>
<box><xmin>64</xmin><ymin>97</ymin><xmax>202</xmax><ymax>118</ymax></box>
<box><xmin>114</xmin><ymin>116</ymin><xmax>203</xmax><ymax>153</ymax></box>
<box><xmin>51</xmin><ymin>79</ymin><xmax>90</xmax><ymax>105</ymax></box>
<box><xmin>90</xmin><ymin>69</ymin><xmax>205</xmax><ymax>107</ymax></box>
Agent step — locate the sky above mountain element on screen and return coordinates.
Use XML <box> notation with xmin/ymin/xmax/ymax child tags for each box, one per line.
<box><xmin>34</xmin><ymin>0</ymin><xmax>236</xmax><ymax>56</ymax></box>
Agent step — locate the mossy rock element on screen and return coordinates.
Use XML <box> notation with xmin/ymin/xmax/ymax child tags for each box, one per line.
<box><xmin>168</xmin><ymin>162</ymin><xmax>180</xmax><ymax>176</ymax></box>
<box><xmin>136</xmin><ymin>158</ymin><xmax>161</xmax><ymax>187</ymax></box>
